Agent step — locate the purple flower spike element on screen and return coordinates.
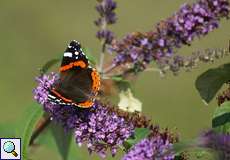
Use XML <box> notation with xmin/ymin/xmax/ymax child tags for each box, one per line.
<box><xmin>111</xmin><ymin>0</ymin><xmax>230</xmax><ymax>70</ymax></box>
<box><xmin>33</xmin><ymin>73</ymin><xmax>134</xmax><ymax>158</ymax></box>
<box><xmin>95</xmin><ymin>0</ymin><xmax>117</xmax><ymax>26</ymax></box>
<box><xmin>96</xmin><ymin>29</ymin><xmax>115</xmax><ymax>44</ymax></box>
<box><xmin>122</xmin><ymin>136</ymin><xmax>175</xmax><ymax>160</ymax></box>
<box><xmin>95</xmin><ymin>0</ymin><xmax>117</xmax><ymax>45</ymax></box>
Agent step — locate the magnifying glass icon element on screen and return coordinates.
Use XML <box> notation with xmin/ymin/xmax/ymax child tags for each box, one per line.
<box><xmin>3</xmin><ymin>141</ymin><xmax>18</xmax><ymax>157</ymax></box>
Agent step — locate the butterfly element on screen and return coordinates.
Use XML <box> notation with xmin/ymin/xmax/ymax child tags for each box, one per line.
<box><xmin>48</xmin><ymin>40</ymin><xmax>100</xmax><ymax>108</ymax></box>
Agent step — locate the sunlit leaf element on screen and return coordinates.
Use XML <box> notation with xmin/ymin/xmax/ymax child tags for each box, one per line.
<box><xmin>50</xmin><ymin>122</ymin><xmax>72</xmax><ymax>160</ymax></box>
<box><xmin>123</xmin><ymin>128</ymin><xmax>150</xmax><ymax>150</ymax></box>
<box><xmin>195</xmin><ymin>63</ymin><xmax>230</xmax><ymax>103</ymax></box>
<box><xmin>118</xmin><ymin>88</ymin><xmax>142</xmax><ymax>112</ymax></box>
<box><xmin>212</xmin><ymin>101</ymin><xmax>230</xmax><ymax>133</ymax></box>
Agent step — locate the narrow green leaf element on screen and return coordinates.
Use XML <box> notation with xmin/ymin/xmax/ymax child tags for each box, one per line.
<box><xmin>112</xmin><ymin>75</ymin><xmax>124</xmax><ymax>81</ymax></box>
<box><xmin>50</xmin><ymin>122</ymin><xmax>72</xmax><ymax>160</ymax></box>
<box><xmin>37</xmin><ymin>125</ymin><xmax>83</xmax><ymax>160</ymax></box>
<box><xmin>213</xmin><ymin>122</ymin><xmax>230</xmax><ymax>134</ymax></box>
<box><xmin>212</xmin><ymin>101</ymin><xmax>230</xmax><ymax>133</ymax></box>
<box><xmin>123</xmin><ymin>128</ymin><xmax>150</xmax><ymax>150</ymax></box>
<box><xmin>40</xmin><ymin>58</ymin><xmax>61</xmax><ymax>74</ymax></box>
<box><xmin>173</xmin><ymin>139</ymin><xmax>196</xmax><ymax>153</ymax></box>
<box><xmin>212</xmin><ymin>113</ymin><xmax>230</xmax><ymax>128</ymax></box>
<box><xmin>20</xmin><ymin>104</ymin><xmax>43</xmax><ymax>159</ymax></box>
<box><xmin>112</xmin><ymin>75</ymin><xmax>132</xmax><ymax>91</ymax></box>
<box><xmin>195</xmin><ymin>63</ymin><xmax>230</xmax><ymax>103</ymax></box>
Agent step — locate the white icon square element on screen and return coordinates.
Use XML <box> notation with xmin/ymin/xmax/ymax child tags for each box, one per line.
<box><xmin>0</xmin><ymin>138</ymin><xmax>21</xmax><ymax>160</ymax></box>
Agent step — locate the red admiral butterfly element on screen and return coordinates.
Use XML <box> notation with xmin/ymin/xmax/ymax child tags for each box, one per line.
<box><xmin>48</xmin><ymin>40</ymin><xmax>100</xmax><ymax>108</ymax></box>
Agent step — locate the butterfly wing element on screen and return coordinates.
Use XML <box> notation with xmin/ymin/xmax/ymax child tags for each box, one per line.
<box><xmin>48</xmin><ymin>40</ymin><xmax>100</xmax><ymax>108</ymax></box>
<box><xmin>59</xmin><ymin>40</ymin><xmax>89</xmax><ymax>72</ymax></box>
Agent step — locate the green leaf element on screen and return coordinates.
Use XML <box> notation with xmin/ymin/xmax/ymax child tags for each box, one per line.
<box><xmin>50</xmin><ymin>122</ymin><xmax>72</xmax><ymax>160</ymax></box>
<box><xmin>123</xmin><ymin>128</ymin><xmax>150</xmax><ymax>150</ymax></box>
<box><xmin>20</xmin><ymin>103</ymin><xmax>44</xmax><ymax>159</ymax></box>
<box><xmin>36</xmin><ymin>124</ymin><xmax>83</xmax><ymax>160</ymax></box>
<box><xmin>212</xmin><ymin>101</ymin><xmax>230</xmax><ymax>133</ymax></box>
<box><xmin>82</xmin><ymin>47</ymin><xmax>97</xmax><ymax>65</ymax></box>
<box><xmin>111</xmin><ymin>75</ymin><xmax>124</xmax><ymax>81</ymax></box>
<box><xmin>173</xmin><ymin>139</ymin><xmax>196</xmax><ymax>153</ymax></box>
<box><xmin>195</xmin><ymin>63</ymin><xmax>230</xmax><ymax>103</ymax></box>
<box><xmin>213</xmin><ymin>122</ymin><xmax>230</xmax><ymax>134</ymax></box>
<box><xmin>40</xmin><ymin>58</ymin><xmax>61</xmax><ymax>74</ymax></box>
<box><xmin>195</xmin><ymin>150</ymin><xmax>207</xmax><ymax>159</ymax></box>
<box><xmin>112</xmin><ymin>75</ymin><xmax>132</xmax><ymax>91</ymax></box>
<box><xmin>174</xmin><ymin>148</ymin><xmax>213</xmax><ymax>160</ymax></box>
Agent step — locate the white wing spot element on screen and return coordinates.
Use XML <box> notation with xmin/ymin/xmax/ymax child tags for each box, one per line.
<box><xmin>64</xmin><ymin>52</ymin><xmax>73</xmax><ymax>58</ymax></box>
<box><xmin>48</xmin><ymin>95</ymin><xmax>56</xmax><ymax>99</ymax></box>
<box><xmin>75</xmin><ymin>51</ymin><xmax>79</xmax><ymax>55</ymax></box>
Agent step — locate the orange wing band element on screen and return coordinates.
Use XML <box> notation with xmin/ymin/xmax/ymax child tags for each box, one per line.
<box><xmin>51</xmin><ymin>89</ymin><xmax>72</xmax><ymax>103</ymax></box>
<box><xmin>91</xmin><ymin>69</ymin><xmax>100</xmax><ymax>93</ymax></box>
<box><xmin>76</xmin><ymin>101</ymin><xmax>94</xmax><ymax>108</ymax></box>
<box><xmin>51</xmin><ymin>89</ymin><xmax>93</xmax><ymax>108</ymax></box>
<box><xmin>59</xmin><ymin>61</ymin><xmax>86</xmax><ymax>72</ymax></box>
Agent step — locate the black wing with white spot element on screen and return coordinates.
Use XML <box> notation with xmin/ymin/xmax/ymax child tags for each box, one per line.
<box><xmin>61</xmin><ymin>40</ymin><xmax>89</xmax><ymax>67</ymax></box>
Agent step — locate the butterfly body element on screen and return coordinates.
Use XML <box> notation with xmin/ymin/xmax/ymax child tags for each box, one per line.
<box><xmin>48</xmin><ymin>40</ymin><xmax>100</xmax><ymax>108</ymax></box>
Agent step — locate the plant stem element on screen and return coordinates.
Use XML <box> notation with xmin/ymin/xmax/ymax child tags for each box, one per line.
<box><xmin>29</xmin><ymin>115</ymin><xmax>51</xmax><ymax>146</ymax></box>
<box><xmin>99</xmin><ymin>40</ymin><xmax>106</xmax><ymax>73</ymax></box>
<box><xmin>103</xmin><ymin>63</ymin><xmax>117</xmax><ymax>74</ymax></box>
<box><xmin>98</xmin><ymin>1</ymin><xmax>107</xmax><ymax>73</ymax></box>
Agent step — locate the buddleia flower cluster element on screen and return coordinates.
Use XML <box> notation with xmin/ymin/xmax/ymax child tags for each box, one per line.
<box><xmin>122</xmin><ymin>127</ymin><xmax>177</xmax><ymax>160</ymax></box>
<box><xmin>33</xmin><ymin>73</ymin><xmax>134</xmax><ymax>158</ymax></box>
<box><xmin>33</xmin><ymin>72</ymin><xmax>179</xmax><ymax>158</ymax></box>
<box><xmin>157</xmin><ymin>47</ymin><xmax>230</xmax><ymax>75</ymax></box>
<box><xmin>111</xmin><ymin>0</ymin><xmax>229</xmax><ymax>71</ymax></box>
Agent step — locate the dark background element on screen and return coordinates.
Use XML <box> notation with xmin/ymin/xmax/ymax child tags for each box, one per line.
<box><xmin>0</xmin><ymin>0</ymin><xmax>229</xmax><ymax>159</ymax></box>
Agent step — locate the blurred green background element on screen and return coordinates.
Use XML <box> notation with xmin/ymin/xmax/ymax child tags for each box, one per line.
<box><xmin>0</xmin><ymin>0</ymin><xmax>229</xmax><ymax>159</ymax></box>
